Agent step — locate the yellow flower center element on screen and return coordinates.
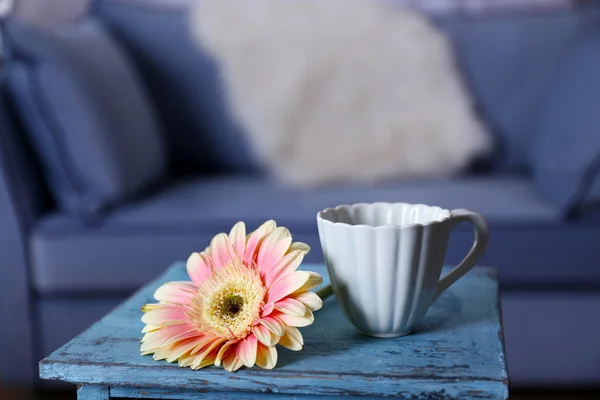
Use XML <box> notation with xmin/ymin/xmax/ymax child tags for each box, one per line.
<box><xmin>188</xmin><ymin>258</ymin><xmax>266</xmax><ymax>339</ymax></box>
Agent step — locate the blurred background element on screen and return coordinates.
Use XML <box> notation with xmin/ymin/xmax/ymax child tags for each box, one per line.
<box><xmin>1</xmin><ymin>0</ymin><xmax>600</xmax><ymax>398</ymax></box>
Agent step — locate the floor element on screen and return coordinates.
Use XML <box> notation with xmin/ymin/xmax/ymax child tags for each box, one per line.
<box><xmin>2</xmin><ymin>388</ymin><xmax>600</xmax><ymax>399</ymax></box>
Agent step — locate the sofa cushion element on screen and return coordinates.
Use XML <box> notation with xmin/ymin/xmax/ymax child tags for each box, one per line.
<box><xmin>436</xmin><ymin>5</ymin><xmax>600</xmax><ymax>171</ymax></box>
<box><xmin>530</xmin><ymin>21</ymin><xmax>600</xmax><ymax>215</ymax></box>
<box><xmin>94</xmin><ymin>0</ymin><xmax>257</xmax><ymax>174</ymax></box>
<box><xmin>3</xmin><ymin>19</ymin><xmax>166</xmax><ymax>219</ymax></box>
<box><xmin>95</xmin><ymin>0</ymin><xmax>599</xmax><ymax>175</ymax></box>
<box><xmin>0</xmin><ymin>92</ymin><xmax>49</xmax><ymax>225</ymax></box>
<box><xmin>30</xmin><ymin>175</ymin><xmax>600</xmax><ymax>294</ymax></box>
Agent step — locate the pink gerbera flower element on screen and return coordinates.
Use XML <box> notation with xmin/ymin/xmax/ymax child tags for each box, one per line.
<box><xmin>141</xmin><ymin>220</ymin><xmax>323</xmax><ymax>371</ymax></box>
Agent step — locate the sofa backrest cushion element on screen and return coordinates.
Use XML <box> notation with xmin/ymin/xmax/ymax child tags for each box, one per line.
<box><xmin>94</xmin><ymin>0</ymin><xmax>597</xmax><ymax>177</ymax></box>
<box><xmin>530</xmin><ymin>21</ymin><xmax>600</xmax><ymax>215</ymax></box>
<box><xmin>436</xmin><ymin>6</ymin><xmax>599</xmax><ymax>172</ymax></box>
<box><xmin>3</xmin><ymin>19</ymin><xmax>167</xmax><ymax>220</ymax></box>
<box><xmin>0</xmin><ymin>89</ymin><xmax>50</xmax><ymax>227</ymax></box>
<box><xmin>93</xmin><ymin>0</ymin><xmax>258</xmax><ymax>174</ymax></box>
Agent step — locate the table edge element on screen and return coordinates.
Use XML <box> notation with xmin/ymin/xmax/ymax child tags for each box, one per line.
<box><xmin>39</xmin><ymin>358</ymin><xmax>509</xmax><ymax>383</ymax></box>
<box><xmin>40</xmin><ymin>361</ymin><xmax>508</xmax><ymax>400</ymax></box>
<box><xmin>39</xmin><ymin>263</ymin><xmax>506</xmax><ymax>388</ymax></box>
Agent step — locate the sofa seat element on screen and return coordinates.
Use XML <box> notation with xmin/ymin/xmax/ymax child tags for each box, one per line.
<box><xmin>31</xmin><ymin>175</ymin><xmax>600</xmax><ymax>294</ymax></box>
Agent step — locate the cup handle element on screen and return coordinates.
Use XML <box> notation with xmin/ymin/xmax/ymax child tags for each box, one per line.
<box><xmin>434</xmin><ymin>209</ymin><xmax>490</xmax><ymax>300</ymax></box>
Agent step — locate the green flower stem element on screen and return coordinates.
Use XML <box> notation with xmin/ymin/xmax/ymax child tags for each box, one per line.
<box><xmin>316</xmin><ymin>284</ymin><xmax>334</xmax><ymax>300</ymax></box>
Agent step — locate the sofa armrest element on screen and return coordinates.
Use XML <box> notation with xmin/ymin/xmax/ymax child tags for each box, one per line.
<box><xmin>0</xmin><ymin>91</ymin><xmax>45</xmax><ymax>384</ymax></box>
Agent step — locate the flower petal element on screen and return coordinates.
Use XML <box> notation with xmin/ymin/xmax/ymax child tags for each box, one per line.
<box><xmin>293</xmin><ymin>271</ymin><xmax>323</xmax><ymax>294</ymax></box>
<box><xmin>279</xmin><ymin>327</ymin><xmax>303</xmax><ymax>351</ymax></box>
<box><xmin>229</xmin><ymin>221</ymin><xmax>246</xmax><ymax>259</ymax></box>
<box><xmin>166</xmin><ymin>338</ymin><xmax>205</xmax><ymax>363</ymax></box>
<box><xmin>151</xmin><ymin>346</ymin><xmax>172</xmax><ymax>361</ymax></box>
<box><xmin>265</xmin><ymin>250</ymin><xmax>304</xmax><ymax>289</ymax></box>
<box><xmin>186</xmin><ymin>252</ymin><xmax>212</xmax><ymax>284</ymax></box>
<box><xmin>141</xmin><ymin>325</ymin><xmax>183</xmax><ymax>344</ymax></box>
<box><xmin>140</xmin><ymin>325</ymin><xmax>188</xmax><ymax>354</ymax></box>
<box><xmin>162</xmin><ymin>329</ymin><xmax>203</xmax><ymax>348</ymax></box>
<box><xmin>141</xmin><ymin>303</ymin><xmax>162</xmax><ymax>312</ymax></box>
<box><xmin>191</xmin><ymin>337</ymin><xmax>227</xmax><ymax>369</ymax></box>
<box><xmin>190</xmin><ymin>336</ymin><xmax>218</xmax><ymax>355</ymax></box>
<box><xmin>154</xmin><ymin>281</ymin><xmax>197</xmax><ymax>304</ymax></box>
<box><xmin>275</xmin><ymin>309</ymin><xmax>314</xmax><ymax>327</ymax></box>
<box><xmin>141</xmin><ymin>324</ymin><xmax>160</xmax><ymax>333</ymax></box>
<box><xmin>257</xmin><ymin>227</ymin><xmax>292</xmax><ymax>278</ymax></box>
<box><xmin>244</xmin><ymin>220</ymin><xmax>276</xmax><ymax>266</ymax></box>
<box><xmin>255</xmin><ymin>342</ymin><xmax>278</xmax><ymax>370</ymax></box>
<box><xmin>236</xmin><ymin>335</ymin><xmax>258</xmax><ymax>368</ymax></box>
<box><xmin>259</xmin><ymin>316</ymin><xmax>285</xmax><ymax>337</ymax></box>
<box><xmin>252</xmin><ymin>324</ymin><xmax>278</xmax><ymax>347</ymax></box>
<box><xmin>291</xmin><ymin>291</ymin><xmax>323</xmax><ymax>311</ymax></box>
<box><xmin>223</xmin><ymin>350</ymin><xmax>244</xmax><ymax>372</ymax></box>
<box><xmin>209</xmin><ymin>233</ymin><xmax>234</xmax><ymax>269</ymax></box>
<box><xmin>215</xmin><ymin>340</ymin><xmax>238</xmax><ymax>367</ymax></box>
<box><xmin>274</xmin><ymin>298</ymin><xmax>307</xmax><ymax>317</ymax></box>
<box><xmin>261</xmin><ymin>302</ymin><xmax>274</xmax><ymax>318</ymax></box>
<box><xmin>266</xmin><ymin>271</ymin><xmax>310</xmax><ymax>304</ymax></box>
<box><xmin>178</xmin><ymin>353</ymin><xmax>196</xmax><ymax>368</ymax></box>
<box><xmin>191</xmin><ymin>352</ymin><xmax>217</xmax><ymax>370</ymax></box>
<box><xmin>141</xmin><ymin>305</ymin><xmax>187</xmax><ymax>326</ymax></box>
<box><xmin>288</xmin><ymin>242</ymin><xmax>310</xmax><ymax>254</ymax></box>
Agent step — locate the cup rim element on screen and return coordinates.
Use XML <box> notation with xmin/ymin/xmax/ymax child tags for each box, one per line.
<box><xmin>317</xmin><ymin>202</ymin><xmax>451</xmax><ymax>230</ymax></box>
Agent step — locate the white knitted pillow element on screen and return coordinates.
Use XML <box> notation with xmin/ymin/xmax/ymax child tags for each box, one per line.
<box><xmin>191</xmin><ymin>0</ymin><xmax>493</xmax><ymax>186</ymax></box>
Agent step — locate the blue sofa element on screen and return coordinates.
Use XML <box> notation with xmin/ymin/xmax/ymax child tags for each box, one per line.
<box><xmin>1</xmin><ymin>0</ymin><xmax>600</xmax><ymax>387</ymax></box>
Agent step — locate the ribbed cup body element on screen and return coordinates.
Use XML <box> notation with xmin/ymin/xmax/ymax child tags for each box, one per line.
<box><xmin>317</xmin><ymin>203</ymin><xmax>452</xmax><ymax>337</ymax></box>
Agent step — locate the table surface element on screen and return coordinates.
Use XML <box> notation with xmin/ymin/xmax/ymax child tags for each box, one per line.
<box><xmin>40</xmin><ymin>263</ymin><xmax>508</xmax><ymax>399</ymax></box>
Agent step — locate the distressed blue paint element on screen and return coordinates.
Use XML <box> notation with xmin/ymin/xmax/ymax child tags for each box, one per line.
<box><xmin>40</xmin><ymin>263</ymin><xmax>508</xmax><ymax>399</ymax></box>
<box><xmin>110</xmin><ymin>381</ymin><xmax>507</xmax><ymax>399</ymax></box>
<box><xmin>77</xmin><ymin>385</ymin><xmax>109</xmax><ymax>400</ymax></box>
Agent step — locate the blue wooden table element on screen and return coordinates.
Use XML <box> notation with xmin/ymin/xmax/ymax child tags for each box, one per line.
<box><xmin>40</xmin><ymin>263</ymin><xmax>508</xmax><ymax>399</ymax></box>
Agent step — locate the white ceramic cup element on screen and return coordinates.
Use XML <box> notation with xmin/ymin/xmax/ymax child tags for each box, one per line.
<box><xmin>317</xmin><ymin>202</ymin><xmax>489</xmax><ymax>338</ymax></box>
